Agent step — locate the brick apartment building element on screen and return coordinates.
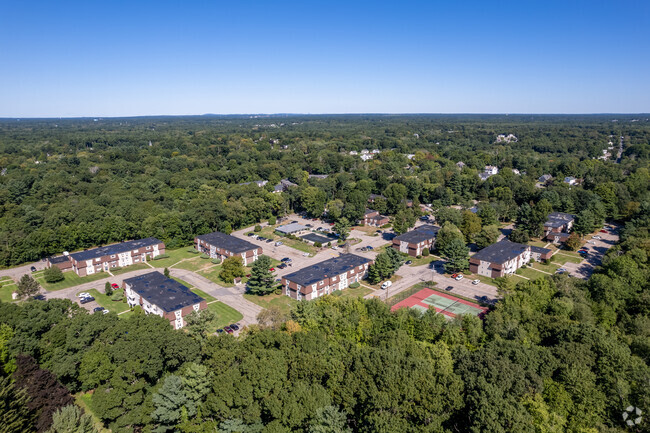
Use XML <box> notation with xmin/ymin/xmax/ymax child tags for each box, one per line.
<box><xmin>123</xmin><ymin>271</ymin><xmax>207</xmax><ymax>329</ymax></box>
<box><xmin>544</xmin><ymin>212</ymin><xmax>576</xmax><ymax>244</ymax></box>
<box><xmin>530</xmin><ymin>245</ymin><xmax>553</xmax><ymax>262</ymax></box>
<box><xmin>469</xmin><ymin>239</ymin><xmax>531</xmax><ymax>278</ymax></box>
<box><xmin>48</xmin><ymin>237</ymin><xmax>165</xmax><ymax>277</ymax></box>
<box><xmin>282</xmin><ymin>254</ymin><xmax>372</xmax><ymax>301</ymax></box>
<box><xmin>195</xmin><ymin>231</ymin><xmax>262</xmax><ymax>266</ymax></box>
<box><xmin>392</xmin><ymin>225</ymin><xmax>440</xmax><ymax>257</ymax></box>
<box><xmin>361</xmin><ymin>209</ymin><xmax>389</xmax><ymax>227</ymax></box>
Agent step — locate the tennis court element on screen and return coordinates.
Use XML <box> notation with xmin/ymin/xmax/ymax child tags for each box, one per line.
<box><xmin>391</xmin><ymin>288</ymin><xmax>488</xmax><ymax>318</ymax></box>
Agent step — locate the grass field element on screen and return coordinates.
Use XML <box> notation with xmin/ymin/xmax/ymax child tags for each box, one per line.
<box><xmin>516</xmin><ymin>266</ymin><xmax>550</xmax><ymax>280</ymax></box>
<box><xmin>529</xmin><ymin>240</ymin><xmax>549</xmax><ymax>247</ymax></box>
<box><xmin>35</xmin><ymin>270</ymin><xmax>107</xmax><ymax>291</ymax></box>
<box><xmin>530</xmin><ymin>261</ymin><xmax>560</xmax><ymax>274</ymax></box>
<box><xmin>338</xmin><ymin>285</ymin><xmax>374</xmax><ymax>299</ymax></box>
<box><xmin>191</xmin><ymin>287</ymin><xmax>216</xmax><ymax>303</ymax></box>
<box><xmin>83</xmin><ymin>288</ymin><xmax>130</xmax><ymax>314</ymax></box>
<box><xmin>552</xmin><ymin>253</ymin><xmax>584</xmax><ymax>264</ymax></box>
<box><xmin>208</xmin><ymin>301</ymin><xmax>244</xmax><ymax>329</ymax></box>
<box><xmin>111</xmin><ymin>262</ymin><xmax>152</xmax><ymax>276</ymax></box>
<box><xmin>0</xmin><ymin>282</ymin><xmax>17</xmax><ymax>302</ymax></box>
<box><xmin>173</xmin><ymin>256</ymin><xmax>215</xmax><ymax>272</ymax></box>
<box><xmin>151</xmin><ymin>248</ymin><xmax>199</xmax><ymax>268</ymax></box>
<box><xmin>197</xmin><ymin>265</ymin><xmax>236</xmax><ymax>287</ymax></box>
<box><xmin>244</xmin><ymin>292</ymin><xmax>298</xmax><ymax>315</ymax></box>
<box><xmin>365</xmin><ymin>274</ymin><xmax>403</xmax><ymax>290</ymax></box>
<box><xmin>408</xmin><ymin>255</ymin><xmax>440</xmax><ymax>267</ymax></box>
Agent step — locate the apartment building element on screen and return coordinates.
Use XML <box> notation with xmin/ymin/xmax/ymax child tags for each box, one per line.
<box><xmin>469</xmin><ymin>240</ymin><xmax>531</xmax><ymax>278</ymax></box>
<box><xmin>123</xmin><ymin>271</ymin><xmax>207</xmax><ymax>330</ymax></box>
<box><xmin>392</xmin><ymin>225</ymin><xmax>440</xmax><ymax>257</ymax></box>
<box><xmin>282</xmin><ymin>254</ymin><xmax>372</xmax><ymax>301</ymax></box>
<box><xmin>530</xmin><ymin>246</ymin><xmax>553</xmax><ymax>262</ymax></box>
<box><xmin>362</xmin><ymin>209</ymin><xmax>389</xmax><ymax>227</ymax></box>
<box><xmin>195</xmin><ymin>231</ymin><xmax>262</xmax><ymax>266</ymax></box>
<box><xmin>544</xmin><ymin>212</ymin><xmax>576</xmax><ymax>244</ymax></box>
<box><xmin>65</xmin><ymin>237</ymin><xmax>164</xmax><ymax>276</ymax></box>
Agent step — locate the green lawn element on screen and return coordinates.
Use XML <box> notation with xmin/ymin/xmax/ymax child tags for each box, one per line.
<box><xmin>0</xmin><ymin>283</ymin><xmax>17</xmax><ymax>302</ymax></box>
<box><xmin>530</xmin><ymin>261</ymin><xmax>560</xmax><ymax>274</ymax></box>
<box><xmin>460</xmin><ymin>273</ymin><xmax>498</xmax><ymax>287</ymax></box>
<box><xmin>529</xmin><ymin>240</ymin><xmax>549</xmax><ymax>247</ymax></box>
<box><xmin>244</xmin><ymin>292</ymin><xmax>298</xmax><ymax>315</ymax></box>
<box><xmin>208</xmin><ymin>301</ymin><xmax>244</xmax><ymax>330</ymax></box>
<box><xmin>364</xmin><ymin>274</ymin><xmax>404</xmax><ymax>290</ymax></box>
<box><xmin>0</xmin><ymin>276</ymin><xmax>13</xmax><ymax>282</ymax></box>
<box><xmin>111</xmin><ymin>262</ymin><xmax>152</xmax><ymax>276</ymax></box>
<box><xmin>408</xmin><ymin>255</ymin><xmax>439</xmax><ymax>267</ymax></box>
<box><xmin>191</xmin><ymin>288</ymin><xmax>216</xmax><ymax>303</ymax></box>
<box><xmin>36</xmin><ymin>270</ymin><xmax>107</xmax><ymax>291</ymax></box>
<box><xmin>83</xmin><ymin>289</ymin><xmax>130</xmax><ymax>314</ymax></box>
<box><xmin>516</xmin><ymin>267</ymin><xmax>550</xmax><ymax>280</ymax></box>
<box><xmin>338</xmin><ymin>285</ymin><xmax>373</xmax><ymax>299</ymax></box>
<box><xmin>173</xmin><ymin>257</ymin><xmax>215</xmax><ymax>272</ymax></box>
<box><xmin>150</xmin><ymin>247</ymin><xmax>200</xmax><ymax>268</ymax></box>
<box><xmin>552</xmin><ymin>253</ymin><xmax>584</xmax><ymax>264</ymax></box>
<box><xmin>198</xmin><ymin>265</ymin><xmax>236</xmax><ymax>287</ymax></box>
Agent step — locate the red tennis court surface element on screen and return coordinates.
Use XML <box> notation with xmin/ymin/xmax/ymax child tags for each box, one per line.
<box><xmin>391</xmin><ymin>288</ymin><xmax>489</xmax><ymax>319</ymax></box>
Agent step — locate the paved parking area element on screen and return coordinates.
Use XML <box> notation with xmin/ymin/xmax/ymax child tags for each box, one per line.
<box><xmin>558</xmin><ymin>224</ymin><xmax>620</xmax><ymax>279</ymax></box>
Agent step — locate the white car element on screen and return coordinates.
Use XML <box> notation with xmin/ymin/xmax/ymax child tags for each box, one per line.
<box><xmin>472</xmin><ymin>279</ymin><xmax>480</xmax><ymax>285</ymax></box>
<box><xmin>454</xmin><ymin>275</ymin><xmax>464</xmax><ymax>281</ymax></box>
<box><xmin>381</xmin><ymin>281</ymin><xmax>392</xmax><ymax>289</ymax></box>
<box><xmin>593</xmin><ymin>235</ymin><xmax>601</xmax><ymax>240</ymax></box>
<box><xmin>556</xmin><ymin>268</ymin><xmax>567</xmax><ymax>273</ymax></box>
<box><xmin>78</xmin><ymin>292</ymin><xmax>90</xmax><ymax>298</ymax></box>
<box><xmin>102</xmin><ymin>309</ymin><xmax>109</xmax><ymax>314</ymax></box>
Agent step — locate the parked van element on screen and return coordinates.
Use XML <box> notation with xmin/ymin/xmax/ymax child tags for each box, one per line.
<box><xmin>381</xmin><ymin>281</ymin><xmax>392</xmax><ymax>290</ymax></box>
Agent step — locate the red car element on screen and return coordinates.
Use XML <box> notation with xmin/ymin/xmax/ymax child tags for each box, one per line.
<box><xmin>451</xmin><ymin>273</ymin><xmax>458</xmax><ymax>279</ymax></box>
<box><xmin>269</xmin><ymin>268</ymin><xmax>275</xmax><ymax>272</ymax></box>
<box><xmin>600</xmin><ymin>229</ymin><xmax>608</xmax><ymax>233</ymax></box>
<box><xmin>246</xmin><ymin>274</ymin><xmax>251</xmax><ymax>278</ymax></box>
<box><xmin>111</xmin><ymin>283</ymin><xmax>119</xmax><ymax>289</ymax></box>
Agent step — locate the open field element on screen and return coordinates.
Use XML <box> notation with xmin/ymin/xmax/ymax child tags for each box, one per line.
<box><xmin>365</xmin><ymin>274</ymin><xmax>403</xmax><ymax>290</ymax></box>
<box><xmin>173</xmin><ymin>256</ymin><xmax>216</xmax><ymax>272</ymax></box>
<box><xmin>338</xmin><ymin>285</ymin><xmax>374</xmax><ymax>299</ymax></box>
<box><xmin>530</xmin><ymin>261</ymin><xmax>560</xmax><ymax>274</ymax></box>
<box><xmin>244</xmin><ymin>292</ymin><xmax>298</xmax><ymax>315</ymax></box>
<box><xmin>151</xmin><ymin>248</ymin><xmax>199</xmax><ymax>268</ymax></box>
<box><xmin>516</xmin><ymin>266</ymin><xmax>551</xmax><ymax>280</ymax></box>
<box><xmin>36</xmin><ymin>270</ymin><xmax>107</xmax><ymax>291</ymax></box>
<box><xmin>552</xmin><ymin>253</ymin><xmax>584</xmax><ymax>264</ymax></box>
<box><xmin>208</xmin><ymin>301</ymin><xmax>244</xmax><ymax>330</ymax></box>
<box><xmin>111</xmin><ymin>262</ymin><xmax>152</xmax><ymax>276</ymax></box>
<box><xmin>0</xmin><ymin>282</ymin><xmax>17</xmax><ymax>302</ymax></box>
<box><xmin>408</xmin><ymin>255</ymin><xmax>440</xmax><ymax>267</ymax></box>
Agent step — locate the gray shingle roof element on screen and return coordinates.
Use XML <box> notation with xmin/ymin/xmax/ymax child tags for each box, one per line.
<box><xmin>70</xmin><ymin>237</ymin><xmax>162</xmax><ymax>262</ymax></box>
<box><xmin>196</xmin><ymin>231</ymin><xmax>258</xmax><ymax>254</ymax></box>
<box><xmin>530</xmin><ymin>246</ymin><xmax>552</xmax><ymax>255</ymax></box>
<box><xmin>394</xmin><ymin>225</ymin><xmax>439</xmax><ymax>245</ymax></box>
<box><xmin>472</xmin><ymin>240</ymin><xmax>529</xmax><ymax>264</ymax></box>
<box><xmin>124</xmin><ymin>271</ymin><xmax>204</xmax><ymax>313</ymax></box>
<box><xmin>276</xmin><ymin>223</ymin><xmax>309</xmax><ymax>234</ymax></box>
<box><xmin>283</xmin><ymin>254</ymin><xmax>371</xmax><ymax>286</ymax></box>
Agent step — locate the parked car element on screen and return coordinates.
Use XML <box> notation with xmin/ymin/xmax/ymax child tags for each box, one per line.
<box><xmin>472</xmin><ymin>279</ymin><xmax>480</xmax><ymax>285</ymax></box>
<box><xmin>230</xmin><ymin>324</ymin><xmax>240</xmax><ymax>331</ymax></box>
<box><xmin>556</xmin><ymin>268</ymin><xmax>567</xmax><ymax>274</ymax></box>
<box><xmin>600</xmin><ymin>229</ymin><xmax>608</xmax><ymax>233</ymax></box>
<box><xmin>281</xmin><ymin>257</ymin><xmax>290</xmax><ymax>262</ymax></box>
<box><xmin>266</xmin><ymin>239</ymin><xmax>272</xmax><ymax>243</ymax></box>
<box><xmin>332</xmin><ymin>246</ymin><xmax>338</xmax><ymax>250</ymax></box>
<box><xmin>455</xmin><ymin>274</ymin><xmax>464</xmax><ymax>281</ymax></box>
<box><xmin>445</xmin><ymin>286</ymin><xmax>454</xmax><ymax>291</ymax></box>
<box><xmin>80</xmin><ymin>297</ymin><xmax>95</xmax><ymax>304</ymax></box>
<box><xmin>102</xmin><ymin>309</ymin><xmax>109</xmax><ymax>314</ymax></box>
<box><xmin>405</xmin><ymin>260</ymin><xmax>412</xmax><ymax>265</ymax></box>
<box><xmin>216</xmin><ymin>329</ymin><xmax>224</xmax><ymax>334</ymax></box>
<box><xmin>111</xmin><ymin>283</ymin><xmax>119</xmax><ymax>289</ymax></box>
<box><xmin>247</xmin><ymin>232</ymin><xmax>255</xmax><ymax>237</ymax></box>
<box><xmin>366</xmin><ymin>246</ymin><xmax>374</xmax><ymax>250</ymax></box>
<box><xmin>381</xmin><ymin>281</ymin><xmax>392</xmax><ymax>289</ymax></box>
<box><xmin>593</xmin><ymin>235</ymin><xmax>602</xmax><ymax>240</ymax></box>
<box><xmin>245</xmin><ymin>274</ymin><xmax>251</xmax><ymax>278</ymax></box>
<box><xmin>451</xmin><ymin>273</ymin><xmax>458</xmax><ymax>279</ymax></box>
<box><xmin>258</xmin><ymin>236</ymin><xmax>266</xmax><ymax>241</ymax></box>
<box><xmin>278</xmin><ymin>263</ymin><xmax>287</xmax><ymax>269</ymax></box>
<box><xmin>93</xmin><ymin>307</ymin><xmax>104</xmax><ymax>313</ymax></box>
<box><xmin>305</xmin><ymin>224</ymin><xmax>313</xmax><ymax>228</ymax></box>
<box><xmin>275</xmin><ymin>241</ymin><xmax>283</xmax><ymax>246</ymax></box>
<box><xmin>269</xmin><ymin>268</ymin><xmax>275</xmax><ymax>272</ymax></box>
<box><xmin>78</xmin><ymin>292</ymin><xmax>91</xmax><ymax>298</ymax></box>
<box><xmin>30</xmin><ymin>266</ymin><xmax>37</xmax><ymax>272</ymax></box>
<box><xmin>224</xmin><ymin>326</ymin><xmax>234</xmax><ymax>334</ymax></box>
<box><xmin>290</xmin><ymin>220</ymin><xmax>298</xmax><ymax>223</ymax></box>
<box><xmin>359</xmin><ymin>247</ymin><xmax>367</xmax><ymax>252</ymax></box>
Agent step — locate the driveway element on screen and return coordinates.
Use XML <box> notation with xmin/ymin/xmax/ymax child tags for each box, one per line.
<box><xmin>558</xmin><ymin>224</ymin><xmax>620</xmax><ymax>279</ymax></box>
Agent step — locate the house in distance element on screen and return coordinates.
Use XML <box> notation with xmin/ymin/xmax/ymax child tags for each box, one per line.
<box><xmin>392</xmin><ymin>225</ymin><xmax>439</xmax><ymax>257</ymax></box>
<box><xmin>123</xmin><ymin>271</ymin><xmax>206</xmax><ymax>329</ymax></box>
<box><xmin>361</xmin><ymin>209</ymin><xmax>389</xmax><ymax>227</ymax></box>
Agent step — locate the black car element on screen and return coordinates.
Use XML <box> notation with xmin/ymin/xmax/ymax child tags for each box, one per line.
<box><xmin>405</xmin><ymin>260</ymin><xmax>413</xmax><ymax>265</ymax></box>
<box><xmin>266</xmin><ymin>239</ymin><xmax>272</xmax><ymax>243</ymax></box>
<box><xmin>278</xmin><ymin>263</ymin><xmax>287</xmax><ymax>269</ymax></box>
<box><xmin>93</xmin><ymin>307</ymin><xmax>104</xmax><ymax>313</ymax></box>
<box><xmin>258</xmin><ymin>237</ymin><xmax>266</xmax><ymax>241</ymax></box>
<box><xmin>230</xmin><ymin>324</ymin><xmax>240</xmax><ymax>331</ymax></box>
<box><xmin>281</xmin><ymin>257</ymin><xmax>290</xmax><ymax>262</ymax></box>
<box><xmin>30</xmin><ymin>266</ymin><xmax>37</xmax><ymax>272</ymax></box>
<box><xmin>80</xmin><ymin>296</ymin><xmax>95</xmax><ymax>304</ymax></box>
<box><xmin>445</xmin><ymin>286</ymin><xmax>454</xmax><ymax>291</ymax></box>
<box><xmin>216</xmin><ymin>329</ymin><xmax>224</xmax><ymax>334</ymax></box>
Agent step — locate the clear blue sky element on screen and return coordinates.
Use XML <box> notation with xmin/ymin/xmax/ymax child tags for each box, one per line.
<box><xmin>1</xmin><ymin>0</ymin><xmax>648</xmax><ymax>117</ymax></box>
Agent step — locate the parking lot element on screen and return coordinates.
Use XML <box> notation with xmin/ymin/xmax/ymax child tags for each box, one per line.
<box><xmin>558</xmin><ymin>224</ymin><xmax>620</xmax><ymax>279</ymax></box>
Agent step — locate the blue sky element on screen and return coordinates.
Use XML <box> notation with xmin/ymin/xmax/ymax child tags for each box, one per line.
<box><xmin>1</xmin><ymin>0</ymin><xmax>648</xmax><ymax>116</ymax></box>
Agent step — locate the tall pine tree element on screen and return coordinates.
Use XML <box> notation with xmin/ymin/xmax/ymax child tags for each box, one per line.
<box><xmin>246</xmin><ymin>256</ymin><xmax>275</xmax><ymax>295</ymax></box>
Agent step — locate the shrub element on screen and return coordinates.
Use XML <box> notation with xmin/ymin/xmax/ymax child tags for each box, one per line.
<box><xmin>211</xmin><ymin>258</ymin><xmax>221</xmax><ymax>264</ymax></box>
<box><xmin>416</xmin><ymin>255</ymin><xmax>422</xmax><ymax>259</ymax></box>
<box><xmin>111</xmin><ymin>292</ymin><xmax>123</xmax><ymax>302</ymax></box>
<box><xmin>200</xmin><ymin>253</ymin><xmax>210</xmax><ymax>259</ymax></box>
<box><xmin>422</xmin><ymin>247</ymin><xmax>430</xmax><ymax>257</ymax></box>
<box><xmin>187</xmin><ymin>247</ymin><xmax>199</xmax><ymax>254</ymax></box>
<box><xmin>153</xmin><ymin>253</ymin><xmax>170</xmax><ymax>260</ymax></box>
<box><xmin>314</xmin><ymin>242</ymin><xmax>322</xmax><ymax>247</ymax></box>
<box><xmin>254</xmin><ymin>225</ymin><xmax>262</xmax><ymax>232</ymax></box>
<box><xmin>327</xmin><ymin>242</ymin><xmax>332</xmax><ymax>247</ymax></box>
<box><xmin>333</xmin><ymin>290</ymin><xmax>343</xmax><ymax>297</ymax></box>
<box><xmin>274</xmin><ymin>288</ymin><xmax>282</xmax><ymax>295</ymax></box>
<box><xmin>348</xmin><ymin>282</ymin><xmax>360</xmax><ymax>289</ymax></box>
<box><xmin>268</xmin><ymin>215</ymin><xmax>277</xmax><ymax>225</ymax></box>
<box><xmin>43</xmin><ymin>266</ymin><xmax>65</xmax><ymax>284</ymax></box>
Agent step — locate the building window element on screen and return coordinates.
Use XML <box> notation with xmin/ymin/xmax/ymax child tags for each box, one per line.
<box><xmin>146</xmin><ymin>246</ymin><xmax>151</xmax><ymax>250</ymax></box>
<box><xmin>95</xmin><ymin>258</ymin><xmax>100</xmax><ymax>262</ymax></box>
<box><xmin>110</xmin><ymin>254</ymin><xmax>116</xmax><ymax>258</ymax></box>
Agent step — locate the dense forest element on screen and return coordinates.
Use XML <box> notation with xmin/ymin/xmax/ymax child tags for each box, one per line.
<box><xmin>1</xmin><ymin>115</ymin><xmax>649</xmax><ymax>432</ymax></box>
<box><xmin>1</xmin><ymin>115</ymin><xmax>649</xmax><ymax>266</ymax></box>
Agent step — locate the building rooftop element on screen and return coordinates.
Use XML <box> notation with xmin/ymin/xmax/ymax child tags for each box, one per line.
<box><xmin>300</xmin><ymin>233</ymin><xmax>337</xmax><ymax>244</ymax></box>
<box><xmin>70</xmin><ymin>237</ymin><xmax>162</xmax><ymax>262</ymax></box>
<box><xmin>394</xmin><ymin>225</ymin><xmax>440</xmax><ymax>244</ymax></box>
<box><xmin>545</xmin><ymin>212</ymin><xmax>576</xmax><ymax>228</ymax></box>
<box><xmin>276</xmin><ymin>223</ymin><xmax>309</xmax><ymax>234</ymax></box>
<box><xmin>530</xmin><ymin>246</ymin><xmax>552</xmax><ymax>255</ymax></box>
<box><xmin>472</xmin><ymin>240</ymin><xmax>529</xmax><ymax>264</ymax></box>
<box><xmin>124</xmin><ymin>271</ymin><xmax>204</xmax><ymax>313</ymax></box>
<box><xmin>196</xmin><ymin>231</ymin><xmax>258</xmax><ymax>253</ymax></box>
<box><xmin>365</xmin><ymin>209</ymin><xmax>378</xmax><ymax>215</ymax></box>
<box><xmin>283</xmin><ymin>254</ymin><xmax>371</xmax><ymax>287</ymax></box>
<box><xmin>48</xmin><ymin>255</ymin><xmax>70</xmax><ymax>264</ymax></box>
